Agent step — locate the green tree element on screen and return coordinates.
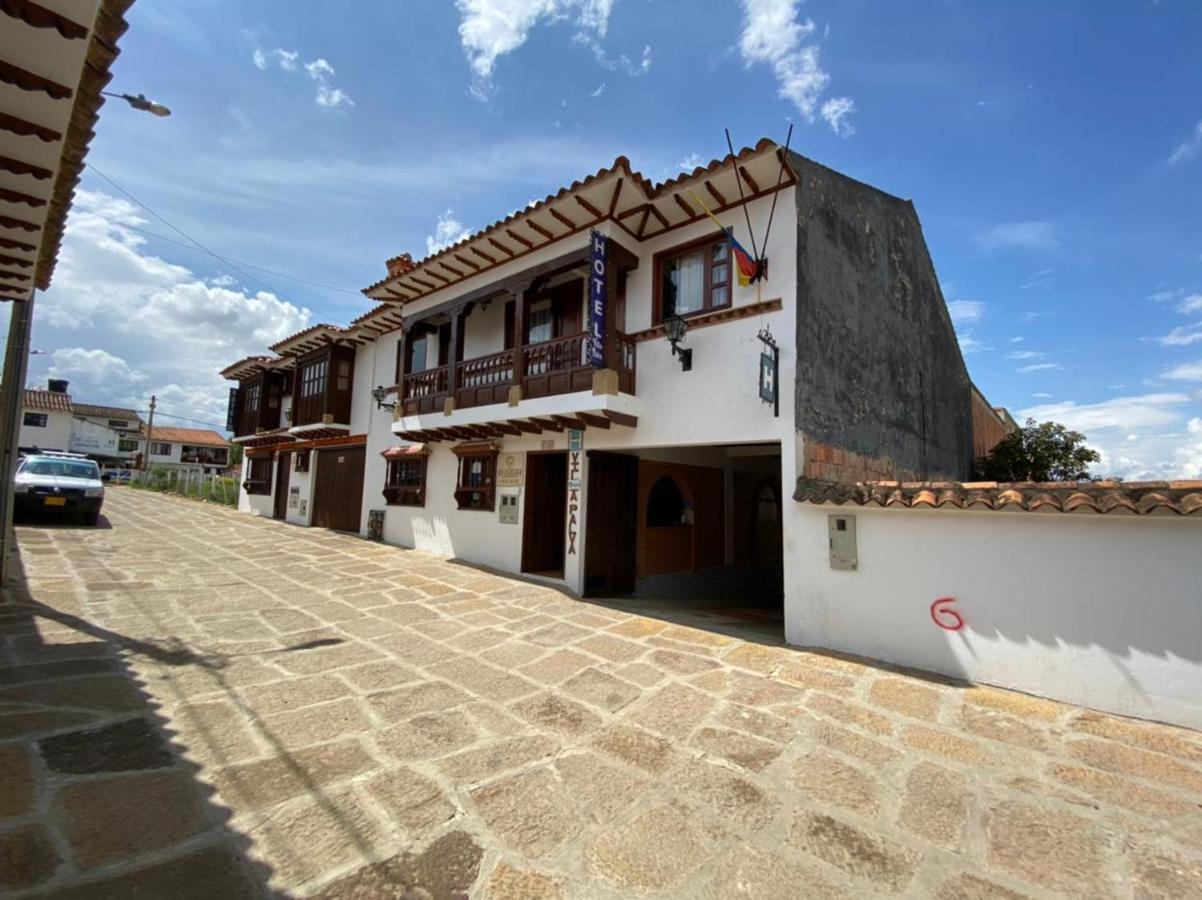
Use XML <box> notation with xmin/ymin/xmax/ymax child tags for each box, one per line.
<box><xmin>974</xmin><ymin>418</ymin><xmax>1101</xmax><ymax>482</ymax></box>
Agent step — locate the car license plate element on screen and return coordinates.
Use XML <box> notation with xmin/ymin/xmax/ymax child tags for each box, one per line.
<box><xmin>43</xmin><ymin>496</ymin><xmax>67</xmax><ymax>507</ymax></box>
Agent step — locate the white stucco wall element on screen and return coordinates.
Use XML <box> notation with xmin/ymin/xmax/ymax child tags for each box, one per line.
<box><xmin>19</xmin><ymin>408</ymin><xmax>72</xmax><ymax>452</ymax></box>
<box><xmin>785</xmin><ymin>503</ymin><xmax>1202</xmax><ymax>730</ymax></box>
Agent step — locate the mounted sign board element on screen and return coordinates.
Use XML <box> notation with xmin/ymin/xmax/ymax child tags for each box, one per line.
<box><xmin>588</xmin><ymin>229</ymin><xmax>607</xmax><ymax>367</ymax></box>
<box><xmin>497</xmin><ymin>453</ymin><xmax>524</xmax><ymax>488</ymax></box>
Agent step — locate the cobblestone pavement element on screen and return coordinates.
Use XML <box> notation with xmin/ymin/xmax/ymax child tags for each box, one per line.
<box><xmin>2</xmin><ymin>489</ymin><xmax>1202</xmax><ymax>899</ymax></box>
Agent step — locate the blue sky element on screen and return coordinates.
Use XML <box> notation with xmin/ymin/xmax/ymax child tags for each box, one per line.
<box><xmin>22</xmin><ymin>0</ymin><xmax>1202</xmax><ymax>477</ymax></box>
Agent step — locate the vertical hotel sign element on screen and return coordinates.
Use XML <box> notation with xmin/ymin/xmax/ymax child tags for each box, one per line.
<box><xmin>588</xmin><ymin>229</ymin><xmax>607</xmax><ymax>367</ymax></box>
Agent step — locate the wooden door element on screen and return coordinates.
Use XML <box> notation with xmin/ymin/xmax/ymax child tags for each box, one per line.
<box><xmin>583</xmin><ymin>451</ymin><xmax>638</xmax><ymax>596</ymax></box>
<box><xmin>522</xmin><ymin>452</ymin><xmax>567</xmax><ymax>576</ymax></box>
<box><xmin>273</xmin><ymin>452</ymin><xmax>291</xmax><ymax>520</ymax></box>
<box><xmin>312</xmin><ymin>446</ymin><xmax>366</xmax><ymax>532</ymax></box>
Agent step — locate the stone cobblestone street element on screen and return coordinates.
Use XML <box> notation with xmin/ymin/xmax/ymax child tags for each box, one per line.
<box><xmin>2</xmin><ymin>489</ymin><xmax>1201</xmax><ymax>898</ymax></box>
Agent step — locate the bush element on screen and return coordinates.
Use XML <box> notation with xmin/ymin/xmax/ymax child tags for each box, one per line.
<box><xmin>127</xmin><ymin>466</ymin><xmax>239</xmax><ymax>507</ymax></box>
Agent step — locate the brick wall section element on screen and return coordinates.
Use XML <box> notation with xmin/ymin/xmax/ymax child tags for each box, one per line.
<box><xmin>803</xmin><ymin>440</ymin><xmax>923</xmax><ymax>483</ymax></box>
<box><xmin>971</xmin><ymin>385</ymin><xmax>1015</xmax><ymax>463</ymax></box>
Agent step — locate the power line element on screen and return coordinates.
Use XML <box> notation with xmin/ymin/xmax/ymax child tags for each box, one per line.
<box><xmin>144</xmin><ymin>408</ymin><xmax>228</xmax><ymax>431</ymax></box>
<box><xmin>83</xmin><ymin>164</ymin><xmax>359</xmax><ymax>328</ymax></box>
<box><xmin>87</xmin><ymin>210</ymin><xmax>366</xmax><ymax>298</ymax></box>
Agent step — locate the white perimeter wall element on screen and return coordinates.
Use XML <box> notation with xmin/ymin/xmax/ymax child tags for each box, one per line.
<box><xmin>786</xmin><ymin>504</ymin><xmax>1202</xmax><ymax>730</ymax></box>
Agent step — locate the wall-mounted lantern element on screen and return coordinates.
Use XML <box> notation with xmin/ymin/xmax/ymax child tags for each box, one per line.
<box><xmin>663</xmin><ymin>315</ymin><xmax>692</xmax><ymax>372</ymax></box>
<box><xmin>371</xmin><ymin>385</ymin><xmax>397</xmax><ymax>412</ymax></box>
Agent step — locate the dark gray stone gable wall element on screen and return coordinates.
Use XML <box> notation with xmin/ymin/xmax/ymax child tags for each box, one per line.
<box><xmin>788</xmin><ymin>151</ymin><xmax>973</xmax><ymax>480</ymax></box>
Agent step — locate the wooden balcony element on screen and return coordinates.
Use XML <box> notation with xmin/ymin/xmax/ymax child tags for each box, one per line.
<box><xmin>400</xmin><ymin>331</ymin><xmax>636</xmax><ymax>416</ymax></box>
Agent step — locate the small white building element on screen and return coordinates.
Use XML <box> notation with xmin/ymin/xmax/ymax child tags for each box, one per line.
<box><xmin>19</xmin><ymin>383</ymin><xmax>144</xmax><ymax>466</ymax></box>
<box><xmin>144</xmin><ymin>426</ymin><xmax>231</xmax><ymax>474</ymax></box>
<box><xmin>18</xmin><ymin>387</ymin><xmax>74</xmax><ymax>454</ymax></box>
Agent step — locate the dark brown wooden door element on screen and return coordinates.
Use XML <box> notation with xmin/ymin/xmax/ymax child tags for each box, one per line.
<box><xmin>522</xmin><ymin>452</ymin><xmax>567</xmax><ymax>576</ymax></box>
<box><xmin>273</xmin><ymin>452</ymin><xmax>291</xmax><ymax>520</ymax></box>
<box><xmin>583</xmin><ymin>451</ymin><xmax>638</xmax><ymax>596</ymax></box>
<box><xmin>312</xmin><ymin>446</ymin><xmax>365</xmax><ymax>532</ymax></box>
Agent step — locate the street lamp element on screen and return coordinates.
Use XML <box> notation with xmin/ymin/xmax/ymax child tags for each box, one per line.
<box><xmin>663</xmin><ymin>314</ymin><xmax>692</xmax><ymax>371</ymax></box>
<box><xmin>101</xmin><ymin>91</ymin><xmax>171</xmax><ymax>117</ymax></box>
<box><xmin>371</xmin><ymin>385</ymin><xmax>397</xmax><ymax>412</ymax></box>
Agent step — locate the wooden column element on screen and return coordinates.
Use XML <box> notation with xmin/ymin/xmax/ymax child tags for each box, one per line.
<box><xmin>447</xmin><ymin>310</ymin><xmax>463</xmax><ymax>405</ymax></box>
<box><xmin>512</xmin><ymin>287</ymin><xmax>527</xmax><ymax>392</ymax></box>
<box><xmin>603</xmin><ymin>257</ymin><xmax>620</xmax><ymax>370</ymax></box>
<box><xmin>397</xmin><ymin>329</ymin><xmax>409</xmax><ymax>395</ymax></box>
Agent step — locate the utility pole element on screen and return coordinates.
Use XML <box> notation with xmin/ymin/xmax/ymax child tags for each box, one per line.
<box><xmin>0</xmin><ymin>293</ymin><xmax>36</xmax><ymax>587</ymax></box>
<box><xmin>143</xmin><ymin>394</ymin><xmax>156</xmax><ymax>471</ymax></box>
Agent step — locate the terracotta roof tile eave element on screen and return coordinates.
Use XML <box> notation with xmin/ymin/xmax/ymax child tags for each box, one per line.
<box><xmin>793</xmin><ymin>477</ymin><xmax>1202</xmax><ymax>517</ymax></box>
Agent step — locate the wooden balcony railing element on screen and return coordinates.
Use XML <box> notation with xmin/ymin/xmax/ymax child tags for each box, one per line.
<box><xmin>401</xmin><ymin>365</ymin><xmax>449</xmax><ymax>415</ymax></box>
<box><xmin>401</xmin><ymin>332</ymin><xmax>636</xmax><ymax>413</ymax></box>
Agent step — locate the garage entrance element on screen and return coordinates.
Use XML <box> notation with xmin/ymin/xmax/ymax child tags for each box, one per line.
<box><xmin>311</xmin><ymin>445</ymin><xmax>365</xmax><ymax>532</ymax></box>
<box><xmin>585</xmin><ymin>442</ymin><xmax>783</xmax><ymax>640</ymax></box>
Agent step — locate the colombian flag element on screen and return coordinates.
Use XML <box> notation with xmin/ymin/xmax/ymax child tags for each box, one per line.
<box><xmin>727</xmin><ymin>229</ymin><xmax>759</xmax><ymax>286</ymax></box>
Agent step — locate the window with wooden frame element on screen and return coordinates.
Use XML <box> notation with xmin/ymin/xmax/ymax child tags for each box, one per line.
<box><xmin>245</xmin><ymin>381</ymin><xmax>261</xmax><ymax>415</ymax></box>
<box><xmin>452</xmin><ymin>445</ymin><xmax>498</xmax><ymax>511</ymax></box>
<box><xmin>245</xmin><ymin>456</ymin><xmax>272</xmax><ymax>495</ymax></box>
<box><xmin>655</xmin><ymin>237</ymin><xmax>731</xmax><ymax>323</ymax></box>
<box><xmin>151</xmin><ymin>442</ymin><xmax>172</xmax><ymax>456</ymax></box>
<box><xmin>384</xmin><ymin>456</ymin><xmax>427</xmax><ymax>506</ymax></box>
<box><xmin>299</xmin><ymin>358</ymin><xmax>327</xmax><ymax>398</ymax></box>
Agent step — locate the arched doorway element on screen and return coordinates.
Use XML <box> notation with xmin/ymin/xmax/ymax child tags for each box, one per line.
<box><xmin>753</xmin><ymin>478</ymin><xmax>782</xmax><ymax>563</ymax></box>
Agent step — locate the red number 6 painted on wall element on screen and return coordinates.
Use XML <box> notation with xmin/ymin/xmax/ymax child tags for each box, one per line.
<box><xmin>930</xmin><ymin>597</ymin><xmax>965</xmax><ymax>631</ymax></box>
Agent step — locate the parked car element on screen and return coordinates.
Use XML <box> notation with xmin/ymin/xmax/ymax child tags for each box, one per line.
<box><xmin>101</xmin><ymin>467</ymin><xmax>133</xmax><ymax>483</ymax></box>
<box><xmin>14</xmin><ymin>452</ymin><xmax>104</xmax><ymax>525</ymax></box>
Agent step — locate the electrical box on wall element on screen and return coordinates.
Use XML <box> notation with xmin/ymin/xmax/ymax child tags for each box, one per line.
<box><xmin>828</xmin><ymin>514</ymin><xmax>857</xmax><ymax>570</ymax></box>
<box><xmin>498</xmin><ymin>493</ymin><xmax>519</xmax><ymax>525</ymax></box>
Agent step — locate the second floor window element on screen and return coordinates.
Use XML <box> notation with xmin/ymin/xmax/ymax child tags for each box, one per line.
<box><xmin>300</xmin><ymin>359</ymin><xmax>327</xmax><ymax>398</ymax></box>
<box><xmin>658</xmin><ymin>238</ymin><xmax>731</xmax><ymax>321</ymax></box>
<box><xmin>151</xmin><ymin>442</ymin><xmax>172</xmax><ymax>456</ymax></box>
<box><xmin>245</xmin><ymin>382</ymin><xmax>261</xmax><ymax>413</ymax></box>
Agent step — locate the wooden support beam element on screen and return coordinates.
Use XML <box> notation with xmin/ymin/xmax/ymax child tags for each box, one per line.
<box><xmin>512</xmin><ymin>420</ymin><xmax>540</xmax><ymax>434</ymax></box>
<box><xmin>505</xmin><ymin>228</ymin><xmax>532</xmax><ymax>250</ymax></box>
<box><xmin>636</xmin><ymin>206</ymin><xmax>652</xmax><ymax>238</ymax></box>
<box><xmin>575</xmin><ymin>195</ymin><xmax>603</xmax><ymax>219</ymax></box>
<box><xmin>529</xmin><ymin>417</ymin><xmax>562</xmax><ymax>432</ymax></box>
<box><xmin>548</xmin><ymin>207</ymin><xmax>576</xmax><ymax>230</ymax></box>
<box><xmin>704</xmin><ymin>179</ymin><xmax>727</xmax><ymax>206</ymax></box>
<box><xmin>578</xmin><ymin>412</ymin><xmax>611</xmax><ymax>429</ymax></box>
<box><xmin>607</xmin><ymin>177</ymin><xmax>624</xmax><ymax>217</ymax></box>
<box><xmin>471</xmin><ymin>246</ymin><xmax>497</xmax><ymax>265</ymax></box>
<box><xmin>409</xmin><ymin>275</ymin><xmax>438</xmax><ymax>292</ymax></box>
<box><xmin>553</xmin><ymin>415</ymin><xmax>586</xmax><ymax>431</ymax></box>
<box><xmin>426</xmin><ymin>269</ymin><xmax>450</xmax><ymax>284</ymax></box>
<box><xmin>674</xmin><ymin>194</ymin><xmax>696</xmax><ymax>218</ymax></box>
<box><xmin>0</xmin><ymin>214</ymin><xmax>39</xmax><ymax>233</ymax></box>
<box><xmin>0</xmin><ymin>254</ymin><xmax>32</xmax><ymax>269</ymax></box>
<box><xmin>454</xmin><ymin>253</ymin><xmax>480</xmax><ymax>272</ymax></box>
<box><xmin>0</xmin><ymin>270</ymin><xmax>30</xmax><ymax>282</ymax></box>
<box><xmin>647</xmin><ymin>204</ymin><xmax>670</xmax><ymax>230</ymax></box>
<box><xmin>738</xmin><ymin>165</ymin><xmax>760</xmax><ymax>194</ymax></box>
<box><xmin>447</xmin><ymin>309</ymin><xmax>462</xmax><ymax>404</ymax></box>
<box><xmin>440</xmin><ymin>261</ymin><xmax>464</xmax><ymax>279</ymax></box>
<box><xmin>617</xmin><ymin>205</ymin><xmax>644</xmax><ymax>220</ymax></box>
<box><xmin>488</xmin><ymin>237</ymin><xmax>514</xmax><ymax>257</ymax></box>
<box><xmin>492</xmin><ymin>422</ymin><xmax>522</xmax><ymax>436</ymax></box>
<box><xmin>0</xmin><ymin>236</ymin><xmax>36</xmax><ymax>253</ymax></box>
<box><xmin>526</xmin><ymin>219</ymin><xmax>553</xmax><ymax>241</ymax></box>
<box><xmin>601</xmin><ymin>410</ymin><xmax>638</xmax><ymax>428</ymax></box>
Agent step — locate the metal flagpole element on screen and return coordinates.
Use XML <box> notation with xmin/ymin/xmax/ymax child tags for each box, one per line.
<box><xmin>724</xmin><ymin>128</ymin><xmax>760</xmax><ymax>262</ymax></box>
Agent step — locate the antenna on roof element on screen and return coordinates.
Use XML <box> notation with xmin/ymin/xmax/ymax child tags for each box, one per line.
<box><xmin>758</xmin><ymin>123</ymin><xmax>794</xmax><ymax>270</ymax></box>
<box><xmin>724</xmin><ymin>128</ymin><xmax>760</xmax><ymax>263</ymax></box>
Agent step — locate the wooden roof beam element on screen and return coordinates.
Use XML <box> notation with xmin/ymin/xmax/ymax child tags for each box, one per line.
<box><xmin>738</xmin><ymin>165</ymin><xmax>760</xmax><ymax>194</ymax></box>
<box><xmin>674</xmin><ymin>194</ymin><xmax>696</xmax><ymax>218</ymax></box>
<box><xmin>704</xmin><ymin>179</ymin><xmax>727</xmax><ymax>206</ymax></box>
<box><xmin>553</xmin><ymin>415</ymin><xmax>586</xmax><ymax>431</ymax></box>
<box><xmin>454</xmin><ymin>253</ymin><xmax>480</xmax><ymax>272</ymax></box>
<box><xmin>505</xmin><ymin>228</ymin><xmax>532</xmax><ymax>250</ymax></box>
<box><xmin>602</xmin><ymin>410</ymin><xmax>638</xmax><ymax>428</ymax></box>
<box><xmin>526</xmin><ymin>219</ymin><xmax>553</xmax><ymax>241</ymax></box>
<box><xmin>607</xmin><ymin>177</ymin><xmax>624</xmax><ymax>217</ymax></box>
<box><xmin>511</xmin><ymin>420</ymin><xmax>541</xmax><ymax>434</ymax></box>
<box><xmin>471</xmin><ymin>246</ymin><xmax>497</xmax><ymax>265</ymax></box>
<box><xmin>488</xmin><ymin>237</ymin><xmax>514</xmax><ymax>257</ymax></box>
<box><xmin>648</xmin><ymin>204</ymin><xmax>670</xmax><ymax>230</ymax></box>
<box><xmin>548</xmin><ymin>207</ymin><xmax>576</xmax><ymax>231</ymax></box>
<box><xmin>529</xmin><ymin>417</ymin><xmax>562</xmax><ymax>432</ymax></box>
<box><xmin>491</xmin><ymin>422</ymin><xmax>522</xmax><ymax>436</ymax></box>
<box><xmin>578</xmin><ymin>412</ymin><xmax>611</xmax><ymax>429</ymax></box>
<box><xmin>574</xmin><ymin>195</ymin><xmax>603</xmax><ymax>220</ymax></box>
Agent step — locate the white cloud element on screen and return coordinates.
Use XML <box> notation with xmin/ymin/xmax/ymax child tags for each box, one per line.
<box><xmin>252</xmin><ymin>47</ymin><xmax>353</xmax><ymax>109</ymax></box>
<box><xmin>738</xmin><ymin>0</ymin><xmax>853</xmax><ymax>137</ymax></box>
<box><xmin>820</xmin><ymin>96</ymin><xmax>856</xmax><ymax>138</ymax></box>
<box><xmin>946</xmin><ymin>299</ymin><xmax>984</xmax><ymax>325</ymax></box>
<box><xmin>1008</xmin><ymin>336</ymin><xmax>1024</xmax><ymax>343</ymax></box>
<box><xmin>456</xmin><ymin>0</ymin><xmax>642</xmax><ymax>96</ymax></box>
<box><xmin>426</xmin><ymin>209</ymin><xmax>473</xmax><ymax>256</ymax></box>
<box><xmin>32</xmin><ymin>190</ymin><xmax>312</xmax><ymax>428</ymax></box>
<box><xmin>957</xmin><ymin>334</ymin><xmax>990</xmax><ymax>355</ymax></box>
<box><xmin>1018</xmin><ymin>392</ymin><xmax>1201</xmax><ymax>480</ymax></box>
<box><xmin>1157</xmin><ymin>322</ymin><xmax>1202</xmax><ymax>347</ymax></box>
<box><xmin>1019</xmin><ymin>268</ymin><xmax>1054</xmax><ymax>290</ymax></box>
<box><xmin>1006</xmin><ymin>350</ymin><xmax>1047</xmax><ymax>360</ymax></box>
<box><xmin>1016</xmin><ymin>362</ymin><xmax>1062</xmax><ymax>373</ymax></box>
<box><xmin>1030</xmin><ymin>392</ymin><xmax>1053</xmax><ymax>399</ymax></box>
<box><xmin>975</xmin><ymin>221</ymin><xmax>1058</xmax><ymax>252</ymax></box>
<box><xmin>1168</xmin><ymin>120</ymin><xmax>1202</xmax><ymax>166</ymax></box>
<box><xmin>1178</xmin><ymin>293</ymin><xmax>1202</xmax><ymax>315</ymax></box>
<box><xmin>589</xmin><ymin>82</ymin><xmax>606</xmax><ymax>98</ymax></box>
<box><xmin>1163</xmin><ymin>359</ymin><xmax>1202</xmax><ymax>382</ymax></box>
